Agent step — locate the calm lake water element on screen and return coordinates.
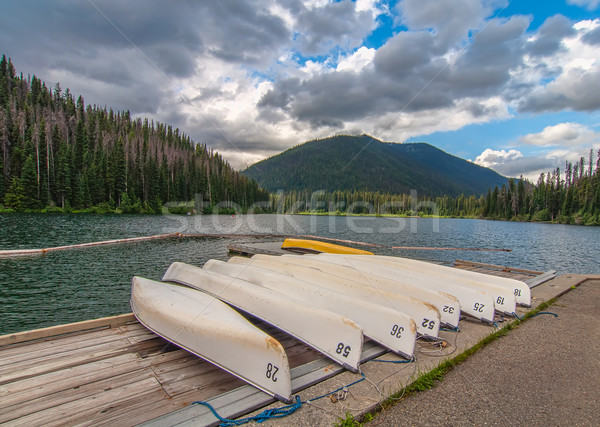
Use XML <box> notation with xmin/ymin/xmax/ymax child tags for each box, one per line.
<box><xmin>1</xmin><ymin>213</ymin><xmax>599</xmax><ymax>334</ymax></box>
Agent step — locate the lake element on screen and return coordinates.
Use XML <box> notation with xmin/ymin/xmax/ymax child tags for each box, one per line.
<box><xmin>1</xmin><ymin>213</ymin><xmax>599</xmax><ymax>334</ymax></box>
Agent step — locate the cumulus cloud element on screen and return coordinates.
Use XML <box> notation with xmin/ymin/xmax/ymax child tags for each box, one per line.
<box><xmin>336</xmin><ymin>47</ymin><xmax>376</xmax><ymax>73</ymax></box>
<box><xmin>567</xmin><ymin>0</ymin><xmax>600</xmax><ymax>11</ymax></box>
<box><xmin>475</xmin><ymin>148</ymin><xmax>523</xmax><ymax>167</ymax></box>
<box><xmin>475</xmin><ymin>148</ymin><xmax>561</xmax><ymax>179</ymax></box>
<box><xmin>526</xmin><ymin>15</ymin><xmax>574</xmax><ymax>57</ymax></box>
<box><xmin>519</xmin><ymin>122</ymin><xmax>597</xmax><ymax>146</ymax></box>
<box><xmin>476</xmin><ymin>122</ymin><xmax>600</xmax><ymax>179</ymax></box>
<box><xmin>396</xmin><ymin>0</ymin><xmax>502</xmax><ymax>49</ymax></box>
<box><xmin>518</xmin><ymin>19</ymin><xmax>600</xmax><ymax>113</ymax></box>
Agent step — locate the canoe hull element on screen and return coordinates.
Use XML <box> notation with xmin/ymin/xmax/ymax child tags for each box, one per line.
<box><xmin>362</xmin><ymin>255</ymin><xmax>531</xmax><ymax>307</ymax></box>
<box><xmin>282</xmin><ymin>238</ymin><xmax>374</xmax><ymax>255</ymax></box>
<box><xmin>130</xmin><ymin>276</ymin><xmax>292</xmax><ymax>402</ymax></box>
<box><xmin>206</xmin><ymin>259</ymin><xmax>417</xmax><ymax>358</ymax></box>
<box><xmin>163</xmin><ymin>262</ymin><xmax>363</xmax><ymax>371</ymax></box>
<box><xmin>235</xmin><ymin>255</ymin><xmax>442</xmax><ymax>338</ymax></box>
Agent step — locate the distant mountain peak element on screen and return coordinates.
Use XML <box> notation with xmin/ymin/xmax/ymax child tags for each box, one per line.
<box><xmin>243</xmin><ymin>135</ymin><xmax>508</xmax><ymax>196</ymax></box>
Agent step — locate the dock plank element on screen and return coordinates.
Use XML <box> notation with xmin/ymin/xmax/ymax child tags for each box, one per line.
<box><xmin>160</xmin><ymin>366</ymin><xmax>246</xmax><ymax>397</ymax></box>
<box><xmin>0</xmin><ymin>338</ymin><xmax>164</xmax><ymax>386</ymax></box>
<box><xmin>0</xmin><ymin>369</ymin><xmax>156</xmax><ymax>423</ymax></box>
<box><xmin>0</xmin><ymin>327</ymin><xmax>124</xmax><ymax>360</ymax></box>
<box><xmin>0</xmin><ymin>314</ymin><xmax>136</xmax><ymax>347</ymax></box>
<box><xmin>0</xmin><ymin>353</ymin><xmax>142</xmax><ymax>408</ymax></box>
<box><xmin>0</xmin><ymin>331</ymin><xmax>134</xmax><ymax>368</ymax></box>
<box><xmin>9</xmin><ymin>377</ymin><xmax>165</xmax><ymax>427</ymax></box>
<box><xmin>82</xmin><ymin>385</ymin><xmax>238</xmax><ymax>427</ymax></box>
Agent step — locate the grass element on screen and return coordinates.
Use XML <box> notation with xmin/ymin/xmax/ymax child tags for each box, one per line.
<box><xmin>338</xmin><ymin>296</ymin><xmax>561</xmax><ymax>425</ymax></box>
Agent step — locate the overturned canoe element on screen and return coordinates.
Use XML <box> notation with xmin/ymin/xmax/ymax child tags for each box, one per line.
<box><xmin>163</xmin><ymin>262</ymin><xmax>363</xmax><ymax>372</ymax></box>
<box><xmin>204</xmin><ymin>259</ymin><xmax>417</xmax><ymax>359</ymax></box>
<box><xmin>358</xmin><ymin>255</ymin><xmax>531</xmax><ymax>306</ymax></box>
<box><xmin>284</xmin><ymin>254</ymin><xmax>461</xmax><ymax>328</ymax></box>
<box><xmin>130</xmin><ymin>276</ymin><xmax>292</xmax><ymax>402</ymax></box>
<box><xmin>262</xmin><ymin>254</ymin><xmax>495</xmax><ymax>323</ymax></box>
<box><xmin>229</xmin><ymin>255</ymin><xmax>441</xmax><ymax>339</ymax></box>
<box><xmin>316</xmin><ymin>254</ymin><xmax>517</xmax><ymax>315</ymax></box>
<box><xmin>281</xmin><ymin>238</ymin><xmax>374</xmax><ymax>255</ymax></box>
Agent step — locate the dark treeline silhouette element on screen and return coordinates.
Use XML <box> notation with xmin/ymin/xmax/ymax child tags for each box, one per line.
<box><xmin>0</xmin><ymin>55</ymin><xmax>269</xmax><ymax>213</ymax></box>
<box><xmin>270</xmin><ymin>156</ymin><xmax>600</xmax><ymax>226</ymax></box>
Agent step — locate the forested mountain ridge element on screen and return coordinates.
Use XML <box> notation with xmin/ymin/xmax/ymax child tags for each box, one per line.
<box><xmin>243</xmin><ymin>134</ymin><xmax>508</xmax><ymax>196</ymax></box>
<box><xmin>0</xmin><ymin>55</ymin><xmax>269</xmax><ymax>213</ymax></box>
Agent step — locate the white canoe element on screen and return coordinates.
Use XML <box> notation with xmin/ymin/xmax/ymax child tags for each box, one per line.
<box><xmin>263</xmin><ymin>254</ymin><xmax>495</xmax><ymax>322</ymax></box>
<box><xmin>204</xmin><ymin>259</ymin><xmax>417</xmax><ymax>358</ymax></box>
<box><xmin>229</xmin><ymin>255</ymin><xmax>441</xmax><ymax>339</ymax></box>
<box><xmin>130</xmin><ymin>276</ymin><xmax>292</xmax><ymax>402</ymax></box>
<box><xmin>316</xmin><ymin>254</ymin><xmax>518</xmax><ymax>315</ymax></box>
<box><xmin>163</xmin><ymin>262</ymin><xmax>363</xmax><ymax>372</ymax></box>
<box><xmin>355</xmin><ymin>255</ymin><xmax>531</xmax><ymax>306</ymax></box>
<box><xmin>282</xmin><ymin>254</ymin><xmax>461</xmax><ymax>328</ymax></box>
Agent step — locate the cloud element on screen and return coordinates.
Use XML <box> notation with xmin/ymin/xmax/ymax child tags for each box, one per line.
<box><xmin>518</xmin><ymin>19</ymin><xmax>600</xmax><ymax>113</ymax></box>
<box><xmin>476</xmin><ymin>122</ymin><xmax>600</xmax><ymax>179</ymax></box>
<box><xmin>475</xmin><ymin>148</ymin><xmax>559</xmax><ymax>179</ymax></box>
<box><xmin>519</xmin><ymin>122</ymin><xmax>597</xmax><ymax>146</ymax></box>
<box><xmin>258</xmin><ymin>13</ymin><xmax>528</xmax><ymax>137</ymax></box>
<box><xmin>336</xmin><ymin>47</ymin><xmax>376</xmax><ymax>73</ymax></box>
<box><xmin>396</xmin><ymin>0</ymin><xmax>503</xmax><ymax>49</ymax></box>
<box><xmin>475</xmin><ymin>148</ymin><xmax>523</xmax><ymax>167</ymax></box>
<box><xmin>293</xmin><ymin>0</ymin><xmax>376</xmax><ymax>56</ymax></box>
<box><xmin>567</xmin><ymin>0</ymin><xmax>600</xmax><ymax>11</ymax></box>
<box><xmin>526</xmin><ymin>15</ymin><xmax>575</xmax><ymax>57</ymax></box>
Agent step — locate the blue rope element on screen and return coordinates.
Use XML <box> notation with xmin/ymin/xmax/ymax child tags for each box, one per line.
<box><xmin>192</xmin><ymin>395</ymin><xmax>302</xmax><ymax>426</ymax></box>
<box><xmin>513</xmin><ymin>311</ymin><xmax>558</xmax><ymax>320</ymax></box>
<box><xmin>440</xmin><ymin>326</ymin><xmax>460</xmax><ymax>332</ymax></box>
<box><xmin>192</xmin><ymin>371</ymin><xmax>372</xmax><ymax>424</ymax></box>
<box><xmin>531</xmin><ymin>311</ymin><xmax>558</xmax><ymax>318</ymax></box>
<box><xmin>371</xmin><ymin>356</ymin><xmax>414</xmax><ymax>364</ymax></box>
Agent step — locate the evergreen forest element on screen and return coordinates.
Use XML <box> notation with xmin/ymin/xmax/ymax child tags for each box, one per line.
<box><xmin>270</xmin><ymin>155</ymin><xmax>600</xmax><ymax>226</ymax></box>
<box><xmin>0</xmin><ymin>55</ymin><xmax>270</xmax><ymax>214</ymax></box>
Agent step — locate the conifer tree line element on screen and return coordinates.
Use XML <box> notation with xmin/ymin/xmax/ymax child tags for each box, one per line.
<box><xmin>270</xmin><ymin>154</ymin><xmax>600</xmax><ymax>226</ymax></box>
<box><xmin>0</xmin><ymin>55</ymin><xmax>269</xmax><ymax>213</ymax></box>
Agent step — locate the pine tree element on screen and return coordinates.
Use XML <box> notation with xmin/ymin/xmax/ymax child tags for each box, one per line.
<box><xmin>3</xmin><ymin>177</ymin><xmax>25</xmax><ymax>211</ymax></box>
<box><xmin>20</xmin><ymin>154</ymin><xmax>40</xmax><ymax>209</ymax></box>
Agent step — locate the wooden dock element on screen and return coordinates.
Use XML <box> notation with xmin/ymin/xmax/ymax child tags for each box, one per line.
<box><xmin>0</xmin><ymin>312</ymin><xmax>337</xmax><ymax>426</ymax></box>
<box><xmin>0</xmin><ymin>259</ymin><xmax>562</xmax><ymax>426</ymax></box>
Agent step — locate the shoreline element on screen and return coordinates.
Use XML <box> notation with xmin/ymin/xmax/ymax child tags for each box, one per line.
<box><xmin>1</xmin><ymin>208</ymin><xmax>596</xmax><ymax>227</ymax></box>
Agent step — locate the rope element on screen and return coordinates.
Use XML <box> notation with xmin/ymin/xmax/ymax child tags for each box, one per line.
<box><xmin>191</xmin><ymin>371</ymin><xmax>369</xmax><ymax>425</ymax></box>
<box><xmin>370</xmin><ymin>356</ymin><xmax>414</xmax><ymax>364</ymax></box>
<box><xmin>192</xmin><ymin>395</ymin><xmax>302</xmax><ymax>426</ymax></box>
<box><xmin>440</xmin><ymin>325</ymin><xmax>460</xmax><ymax>332</ymax></box>
<box><xmin>530</xmin><ymin>311</ymin><xmax>558</xmax><ymax>318</ymax></box>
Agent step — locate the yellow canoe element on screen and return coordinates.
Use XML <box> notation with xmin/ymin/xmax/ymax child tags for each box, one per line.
<box><xmin>281</xmin><ymin>238</ymin><xmax>374</xmax><ymax>255</ymax></box>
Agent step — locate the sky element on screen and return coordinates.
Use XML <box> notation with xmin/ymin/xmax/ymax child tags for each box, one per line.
<box><xmin>1</xmin><ymin>0</ymin><xmax>599</xmax><ymax>180</ymax></box>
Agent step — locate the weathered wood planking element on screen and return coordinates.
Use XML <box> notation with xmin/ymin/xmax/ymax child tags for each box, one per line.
<box><xmin>0</xmin><ymin>312</ymin><xmax>324</xmax><ymax>426</ymax></box>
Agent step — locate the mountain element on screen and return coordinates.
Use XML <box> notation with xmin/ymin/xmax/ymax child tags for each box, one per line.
<box><xmin>0</xmin><ymin>54</ymin><xmax>269</xmax><ymax>212</ymax></box>
<box><xmin>242</xmin><ymin>134</ymin><xmax>508</xmax><ymax>197</ymax></box>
